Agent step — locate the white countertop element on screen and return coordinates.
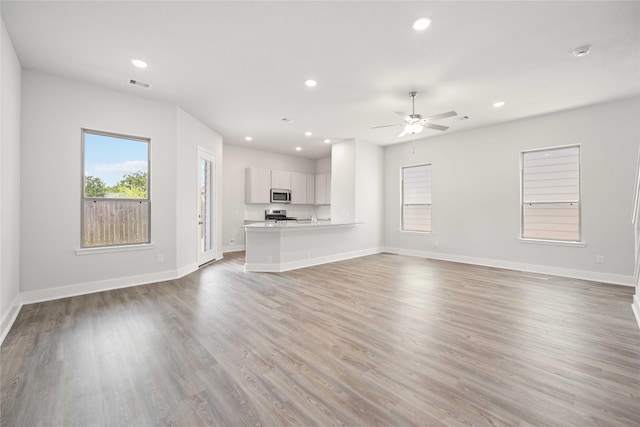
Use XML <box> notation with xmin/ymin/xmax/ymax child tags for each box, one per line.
<box><xmin>243</xmin><ymin>220</ymin><xmax>359</xmax><ymax>230</ymax></box>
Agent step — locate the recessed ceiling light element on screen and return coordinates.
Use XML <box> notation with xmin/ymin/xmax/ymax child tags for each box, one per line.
<box><xmin>295</xmin><ymin>147</ymin><xmax>302</xmax><ymax>151</ymax></box>
<box><xmin>305</xmin><ymin>131</ymin><xmax>312</xmax><ymax>136</ymax></box>
<box><xmin>281</xmin><ymin>117</ymin><xmax>293</xmax><ymax>123</ymax></box>
<box><xmin>493</xmin><ymin>101</ymin><xmax>505</xmax><ymax>108</ymax></box>
<box><xmin>245</xmin><ymin>136</ymin><xmax>253</xmax><ymax>141</ymax></box>
<box><xmin>131</xmin><ymin>59</ymin><xmax>148</xmax><ymax>68</ymax></box>
<box><xmin>324</xmin><ymin>139</ymin><xmax>331</xmax><ymax>143</ymax></box>
<box><xmin>305</xmin><ymin>79</ymin><xmax>317</xmax><ymax>87</ymax></box>
<box><xmin>412</xmin><ymin>17</ymin><xmax>432</xmax><ymax>31</ymax></box>
<box><xmin>573</xmin><ymin>46</ymin><xmax>591</xmax><ymax>57</ymax></box>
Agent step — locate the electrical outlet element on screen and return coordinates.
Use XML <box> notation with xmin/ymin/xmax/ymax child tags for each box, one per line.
<box><xmin>156</xmin><ymin>254</ymin><xmax>164</xmax><ymax>263</ymax></box>
<box><xmin>596</xmin><ymin>255</ymin><xmax>604</xmax><ymax>264</ymax></box>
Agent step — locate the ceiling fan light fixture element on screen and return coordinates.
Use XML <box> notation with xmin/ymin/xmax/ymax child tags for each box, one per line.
<box><xmin>405</xmin><ymin>123</ymin><xmax>423</xmax><ymax>134</ymax></box>
<box><xmin>412</xmin><ymin>17</ymin><xmax>432</xmax><ymax>31</ymax></box>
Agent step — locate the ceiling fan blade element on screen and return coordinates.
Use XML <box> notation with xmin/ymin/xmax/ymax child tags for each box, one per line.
<box><xmin>423</xmin><ymin>111</ymin><xmax>457</xmax><ymax>121</ymax></box>
<box><xmin>398</xmin><ymin>128</ymin><xmax>409</xmax><ymax>137</ymax></box>
<box><xmin>372</xmin><ymin>123</ymin><xmax>403</xmax><ymax>129</ymax></box>
<box><xmin>424</xmin><ymin>123</ymin><xmax>449</xmax><ymax>131</ymax></box>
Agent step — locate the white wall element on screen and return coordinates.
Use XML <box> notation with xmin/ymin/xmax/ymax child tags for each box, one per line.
<box><xmin>327</xmin><ymin>139</ymin><xmax>384</xmax><ymax>255</ymax></box>
<box><xmin>222</xmin><ymin>144</ymin><xmax>317</xmax><ymax>251</ymax></box>
<box><xmin>355</xmin><ymin>140</ymin><xmax>384</xmax><ymax>250</ymax></box>
<box><xmin>331</xmin><ymin>140</ymin><xmax>356</xmax><ymax>222</ymax></box>
<box><xmin>19</xmin><ymin>70</ymin><xmax>219</xmax><ymax>302</ymax></box>
<box><xmin>175</xmin><ymin>107</ymin><xmax>224</xmax><ymax>271</ymax></box>
<box><xmin>384</xmin><ymin>97</ymin><xmax>640</xmax><ymax>285</ymax></box>
<box><xmin>0</xmin><ymin>20</ymin><xmax>22</xmax><ymax>340</ymax></box>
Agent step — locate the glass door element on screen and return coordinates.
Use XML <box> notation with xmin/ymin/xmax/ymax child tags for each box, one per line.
<box><xmin>198</xmin><ymin>148</ymin><xmax>216</xmax><ymax>266</ymax></box>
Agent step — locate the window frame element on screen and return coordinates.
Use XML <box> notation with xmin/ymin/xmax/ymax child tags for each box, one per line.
<box><xmin>400</xmin><ymin>163</ymin><xmax>433</xmax><ymax>234</ymax></box>
<box><xmin>520</xmin><ymin>144</ymin><xmax>582</xmax><ymax>244</ymax></box>
<box><xmin>80</xmin><ymin>128</ymin><xmax>151</xmax><ymax>249</ymax></box>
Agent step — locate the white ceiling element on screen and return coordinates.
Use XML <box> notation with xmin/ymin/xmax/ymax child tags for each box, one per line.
<box><xmin>2</xmin><ymin>1</ymin><xmax>639</xmax><ymax>159</ymax></box>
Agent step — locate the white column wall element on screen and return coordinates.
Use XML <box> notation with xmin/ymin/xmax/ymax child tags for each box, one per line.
<box><xmin>0</xmin><ymin>20</ymin><xmax>22</xmax><ymax>340</ymax></box>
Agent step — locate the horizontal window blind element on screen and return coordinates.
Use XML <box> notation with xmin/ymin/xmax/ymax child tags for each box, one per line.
<box><xmin>402</xmin><ymin>164</ymin><xmax>432</xmax><ymax>232</ymax></box>
<box><xmin>522</xmin><ymin>146</ymin><xmax>580</xmax><ymax>241</ymax></box>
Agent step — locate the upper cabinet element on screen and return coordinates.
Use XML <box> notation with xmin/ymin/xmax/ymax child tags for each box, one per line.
<box><xmin>245</xmin><ymin>168</ymin><xmax>271</xmax><ymax>204</ymax></box>
<box><xmin>246</xmin><ymin>168</ymin><xmax>325</xmax><ymax>205</ymax></box>
<box><xmin>271</xmin><ymin>170</ymin><xmax>291</xmax><ymax>190</ymax></box>
<box><xmin>315</xmin><ymin>173</ymin><xmax>331</xmax><ymax>205</ymax></box>
<box><xmin>291</xmin><ymin>173</ymin><xmax>315</xmax><ymax>205</ymax></box>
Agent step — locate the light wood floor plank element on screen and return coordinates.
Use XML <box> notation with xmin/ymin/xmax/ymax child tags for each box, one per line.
<box><xmin>2</xmin><ymin>252</ymin><xmax>639</xmax><ymax>426</ymax></box>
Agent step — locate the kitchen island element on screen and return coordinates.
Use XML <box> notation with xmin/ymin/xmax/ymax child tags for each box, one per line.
<box><xmin>243</xmin><ymin>221</ymin><xmax>363</xmax><ymax>272</ymax></box>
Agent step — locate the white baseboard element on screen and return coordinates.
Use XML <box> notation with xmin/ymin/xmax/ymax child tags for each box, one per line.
<box><xmin>244</xmin><ymin>247</ymin><xmax>382</xmax><ymax>273</ymax></box>
<box><xmin>222</xmin><ymin>244</ymin><xmax>245</xmax><ymax>253</ymax></box>
<box><xmin>382</xmin><ymin>247</ymin><xmax>634</xmax><ymax>286</ymax></box>
<box><xmin>633</xmin><ymin>294</ymin><xmax>640</xmax><ymax>330</ymax></box>
<box><xmin>1</xmin><ymin>293</ymin><xmax>22</xmax><ymax>344</ymax></box>
<box><xmin>176</xmin><ymin>262</ymin><xmax>199</xmax><ymax>278</ymax></box>
<box><xmin>20</xmin><ymin>269</ymin><xmax>180</xmax><ymax>305</ymax></box>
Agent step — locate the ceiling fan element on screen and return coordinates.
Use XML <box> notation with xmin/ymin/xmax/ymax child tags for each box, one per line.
<box><xmin>373</xmin><ymin>92</ymin><xmax>457</xmax><ymax>137</ymax></box>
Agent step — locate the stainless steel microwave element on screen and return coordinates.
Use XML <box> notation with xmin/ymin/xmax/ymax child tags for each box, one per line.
<box><xmin>270</xmin><ymin>189</ymin><xmax>291</xmax><ymax>204</ymax></box>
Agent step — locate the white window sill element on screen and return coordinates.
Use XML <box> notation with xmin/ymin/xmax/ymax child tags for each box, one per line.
<box><xmin>76</xmin><ymin>243</ymin><xmax>155</xmax><ymax>256</ymax></box>
<box><xmin>399</xmin><ymin>230</ymin><xmax>433</xmax><ymax>236</ymax></box>
<box><xmin>518</xmin><ymin>238</ymin><xmax>586</xmax><ymax>248</ymax></box>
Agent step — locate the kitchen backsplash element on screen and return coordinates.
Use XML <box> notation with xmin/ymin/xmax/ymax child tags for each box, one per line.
<box><xmin>244</xmin><ymin>204</ymin><xmax>330</xmax><ymax>221</ymax></box>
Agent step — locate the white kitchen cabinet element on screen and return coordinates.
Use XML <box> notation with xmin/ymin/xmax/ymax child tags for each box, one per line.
<box><xmin>290</xmin><ymin>172</ymin><xmax>306</xmax><ymax>204</ymax></box>
<box><xmin>305</xmin><ymin>174</ymin><xmax>315</xmax><ymax>204</ymax></box>
<box><xmin>271</xmin><ymin>170</ymin><xmax>291</xmax><ymax>190</ymax></box>
<box><xmin>245</xmin><ymin>168</ymin><xmax>271</xmax><ymax>204</ymax></box>
<box><xmin>291</xmin><ymin>173</ymin><xmax>316</xmax><ymax>205</ymax></box>
<box><xmin>315</xmin><ymin>173</ymin><xmax>331</xmax><ymax>205</ymax></box>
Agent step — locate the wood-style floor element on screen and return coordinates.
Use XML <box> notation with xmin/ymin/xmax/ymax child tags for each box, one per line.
<box><xmin>2</xmin><ymin>252</ymin><xmax>639</xmax><ymax>426</ymax></box>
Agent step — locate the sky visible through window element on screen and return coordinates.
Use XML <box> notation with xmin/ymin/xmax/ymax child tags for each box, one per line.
<box><xmin>84</xmin><ymin>132</ymin><xmax>148</xmax><ymax>186</ymax></box>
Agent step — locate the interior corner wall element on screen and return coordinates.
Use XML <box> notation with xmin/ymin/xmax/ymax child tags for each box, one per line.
<box><xmin>384</xmin><ymin>96</ymin><xmax>640</xmax><ymax>285</ymax></box>
<box><xmin>1</xmin><ymin>19</ymin><xmax>22</xmax><ymax>340</ymax></box>
<box><xmin>175</xmin><ymin>107</ymin><xmax>223</xmax><ymax>271</ymax></box>
<box><xmin>20</xmin><ymin>70</ymin><xmax>179</xmax><ymax>301</ymax></box>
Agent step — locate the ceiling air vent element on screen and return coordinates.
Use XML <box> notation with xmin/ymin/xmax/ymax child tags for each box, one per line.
<box><xmin>128</xmin><ymin>78</ymin><xmax>151</xmax><ymax>89</ymax></box>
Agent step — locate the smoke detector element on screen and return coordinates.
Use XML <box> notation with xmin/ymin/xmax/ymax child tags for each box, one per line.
<box><xmin>573</xmin><ymin>46</ymin><xmax>591</xmax><ymax>57</ymax></box>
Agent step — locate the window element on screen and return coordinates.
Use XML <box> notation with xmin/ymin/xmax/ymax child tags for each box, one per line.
<box><xmin>82</xmin><ymin>129</ymin><xmax>150</xmax><ymax>247</ymax></box>
<box><xmin>401</xmin><ymin>164</ymin><xmax>432</xmax><ymax>232</ymax></box>
<box><xmin>521</xmin><ymin>145</ymin><xmax>580</xmax><ymax>242</ymax></box>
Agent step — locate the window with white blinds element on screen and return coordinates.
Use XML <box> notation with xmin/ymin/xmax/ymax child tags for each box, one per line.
<box><xmin>402</xmin><ymin>164</ymin><xmax>432</xmax><ymax>232</ymax></box>
<box><xmin>521</xmin><ymin>145</ymin><xmax>580</xmax><ymax>241</ymax></box>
